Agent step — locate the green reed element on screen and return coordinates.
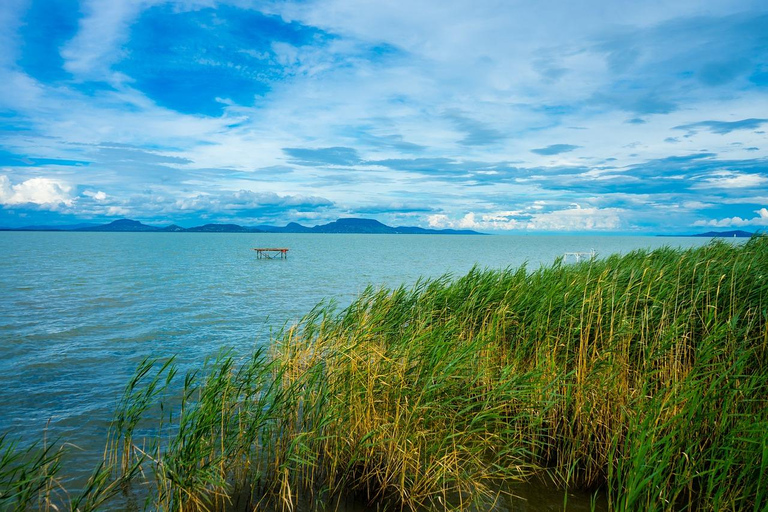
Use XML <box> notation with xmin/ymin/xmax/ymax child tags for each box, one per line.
<box><xmin>2</xmin><ymin>237</ymin><xmax>766</xmax><ymax>511</ymax></box>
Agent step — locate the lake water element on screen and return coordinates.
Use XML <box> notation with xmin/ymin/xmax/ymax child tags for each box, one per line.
<box><xmin>0</xmin><ymin>232</ymin><xmax>724</xmax><ymax>506</ymax></box>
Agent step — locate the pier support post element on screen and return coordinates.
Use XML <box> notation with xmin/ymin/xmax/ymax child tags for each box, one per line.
<box><xmin>254</xmin><ymin>248</ymin><xmax>289</xmax><ymax>259</ymax></box>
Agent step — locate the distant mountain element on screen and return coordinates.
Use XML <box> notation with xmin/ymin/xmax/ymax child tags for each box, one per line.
<box><xmin>75</xmin><ymin>219</ymin><xmax>263</xmax><ymax>233</ymax></box>
<box><xmin>161</xmin><ymin>224</ymin><xmax>186</xmax><ymax>232</ymax></box>
<box><xmin>260</xmin><ymin>218</ymin><xmax>481</xmax><ymax>235</ymax></box>
<box><xmin>77</xmin><ymin>219</ymin><xmax>161</xmax><ymax>232</ymax></box>
<box><xmin>0</xmin><ymin>223</ymin><xmax>99</xmax><ymax>231</ymax></box>
<box><xmin>312</xmin><ymin>218</ymin><xmax>394</xmax><ymax>234</ymax></box>
<box><xmin>2</xmin><ymin>217</ymin><xmax>482</xmax><ymax>235</ymax></box>
<box><xmin>280</xmin><ymin>222</ymin><xmax>314</xmax><ymax>233</ymax></box>
<box><xmin>692</xmin><ymin>230</ymin><xmax>754</xmax><ymax>238</ymax></box>
<box><xmin>255</xmin><ymin>222</ymin><xmax>314</xmax><ymax>233</ymax></box>
<box><xmin>185</xmin><ymin>223</ymin><xmax>260</xmax><ymax>233</ymax></box>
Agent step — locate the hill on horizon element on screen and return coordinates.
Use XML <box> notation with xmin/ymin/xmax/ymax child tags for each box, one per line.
<box><xmin>691</xmin><ymin>230</ymin><xmax>755</xmax><ymax>238</ymax></box>
<box><xmin>2</xmin><ymin>217</ymin><xmax>483</xmax><ymax>235</ymax></box>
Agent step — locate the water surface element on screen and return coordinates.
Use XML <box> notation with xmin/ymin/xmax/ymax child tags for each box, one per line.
<box><xmin>0</xmin><ymin>232</ymin><xmax>724</xmax><ymax>506</ymax></box>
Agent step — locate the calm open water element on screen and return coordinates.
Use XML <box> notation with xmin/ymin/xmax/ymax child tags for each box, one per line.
<box><xmin>0</xmin><ymin>232</ymin><xmax>724</xmax><ymax>507</ymax></box>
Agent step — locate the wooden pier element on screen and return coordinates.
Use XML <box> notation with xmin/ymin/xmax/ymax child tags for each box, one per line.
<box><xmin>253</xmin><ymin>248</ymin><xmax>289</xmax><ymax>259</ymax></box>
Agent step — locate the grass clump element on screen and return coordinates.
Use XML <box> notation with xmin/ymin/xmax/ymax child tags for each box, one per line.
<box><xmin>2</xmin><ymin>237</ymin><xmax>767</xmax><ymax>511</ymax></box>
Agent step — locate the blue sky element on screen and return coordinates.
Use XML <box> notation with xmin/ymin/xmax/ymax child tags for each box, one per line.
<box><xmin>0</xmin><ymin>0</ymin><xmax>767</xmax><ymax>232</ymax></box>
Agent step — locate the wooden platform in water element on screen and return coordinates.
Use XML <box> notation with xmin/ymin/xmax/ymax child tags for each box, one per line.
<box><xmin>253</xmin><ymin>248</ymin><xmax>289</xmax><ymax>259</ymax></box>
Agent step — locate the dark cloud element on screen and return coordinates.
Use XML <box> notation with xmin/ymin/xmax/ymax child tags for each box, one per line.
<box><xmin>626</xmin><ymin>118</ymin><xmax>647</xmax><ymax>124</ymax></box>
<box><xmin>594</xmin><ymin>12</ymin><xmax>768</xmax><ymax>86</ymax></box>
<box><xmin>354</xmin><ymin>132</ymin><xmax>426</xmax><ymax>153</ymax></box>
<box><xmin>603</xmin><ymin>45</ymin><xmax>641</xmax><ymax>74</ymax></box>
<box><xmin>306</xmin><ymin>172</ymin><xmax>376</xmax><ymax>187</ymax></box>
<box><xmin>673</xmin><ymin>118</ymin><xmax>768</xmax><ymax>134</ymax></box>
<box><xmin>532</xmin><ymin>57</ymin><xmax>568</xmax><ymax>82</ymax></box>
<box><xmin>698</xmin><ymin>59</ymin><xmax>752</xmax><ymax>86</ymax></box>
<box><xmin>443</xmin><ymin>110</ymin><xmax>505</xmax><ymax>146</ymax></box>
<box><xmin>531</xmin><ymin>144</ymin><xmax>580</xmax><ymax>156</ymax></box>
<box><xmin>534</xmin><ymin>153</ymin><xmax>768</xmax><ymax>198</ymax></box>
<box><xmin>283</xmin><ymin>146</ymin><xmax>361</xmax><ymax>166</ymax></box>
<box><xmin>589</xmin><ymin>91</ymin><xmax>678</xmax><ymax>115</ymax></box>
<box><xmin>369</xmin><ymin>157</ymin><xmax>455</xmax><ymax>171</ymax></box>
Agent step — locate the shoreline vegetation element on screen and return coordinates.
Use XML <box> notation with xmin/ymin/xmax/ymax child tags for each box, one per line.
<box><xmin>2</xmin><ymin>237</ymin><xmax>767</xmax><ymax>511</ymax></box>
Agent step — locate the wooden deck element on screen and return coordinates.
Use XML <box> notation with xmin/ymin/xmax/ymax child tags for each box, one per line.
<box><xmin>253</xmin><ymin>248</ymin><xmax>289</xmax><ymax>259</ymax></box>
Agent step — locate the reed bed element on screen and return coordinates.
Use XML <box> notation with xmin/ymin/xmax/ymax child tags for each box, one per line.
<box><xmin>2</xmin><ymin>237</ymin><xmax>766</xmax><ymax>511</ymax></box>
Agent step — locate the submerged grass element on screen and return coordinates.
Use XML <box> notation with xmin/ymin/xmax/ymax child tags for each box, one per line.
<box><xmin>2</xmin><ymin>237</ymin><xmax>767</xmax><ymax>511</ymax></box>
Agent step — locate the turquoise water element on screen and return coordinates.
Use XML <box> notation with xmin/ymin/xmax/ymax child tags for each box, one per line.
<box><xmin>0</xmin><ymin>232</ymin><xmax>722</xmax><ymax>493</ymax></box>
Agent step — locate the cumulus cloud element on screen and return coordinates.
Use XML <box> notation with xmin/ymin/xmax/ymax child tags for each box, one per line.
<box><xmin>427</xmin><ymin>214</ymin><xmax>449</xmax><ymax>228</ymax></box>
<box><xmin>83</xmin><ymin>190</ymin><xmax>108</xmax><ymax>201</ymax></box>
<box><xmin>428</xmin><ymin>205</ymin><xmax>624</xmax><ymax>231</ymax></box>
<box><xmin>0</xmin><ymin>175</ymin><xmax>74</xmax><ymax>207</ymax></box>
<box><xmin>107</xmin><ymin>206</ymin><xmax>131</xmax><ymax>216</ymax></box>
<box><xmin>443</xmin><ymin>110</ymin><xmax>505</xmax><ymax>146</ymax></box>
<box><xmin>527</xmin><ymin>205</ymin><xmax>623</xmax><ymax>230</ymax></box>
<box><xmin>693</xmin><ymin>207</ymin><xmax>768</xmax><ymax>228</ymax></box>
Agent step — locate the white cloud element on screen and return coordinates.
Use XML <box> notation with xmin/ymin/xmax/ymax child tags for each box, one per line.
<box><xmin>693</xmin><ymin>207</ymin><xmax>768</xmax><ymax>228</ymax></box>
<box><xmin>692</xmin><ymin>171</ymin><xmax>768</xmax><ymax>189</ymax></box>
<box><xmin>0</xmin><ymin>70</ymin><xmax>45</xmax><ymax>110</ymax></box>
<box><xmin>59</xmin><ymin>0</ymin><xmax>221</xmax><ymax>78</ymax></box>
<box><xmin>0</xmin><ymin>175</ymin><xmax>74</xmax><ymax>207</ymax></box>
<box><xmin>427</xmin><ymin>214</ymin><xmax>449</xmax><ymax>228</ymax></box>
<box><xmin>60</xmin><ymin>0</ymin><xmax>148</xmax><ymax>77</ymax></box>
<box><xmin>172</xmin><ymin>189</ymin><xmax>332</xmax><ymax>212</ymax></box>
<box><xmin>107</xmin><ymin>206</ymin><xmax>131</xmax><ymax>216</ymax></box>
<box><xmin>83</xmin><ymin>190</ymin><xmax>108</xmax><ymax>201</ymax></box>
<box><xmin>457</xmin><ymin>212</ymin><xmax>478</xmax><ymax>229</ymax></box>
<box><xmin>0</xmin><ymin>0</ymin><xmax>27</xmax><ymax>67</ymax></box>
<box><xmin>681</xmin><ymin>200</ymin><xmax>713</xmax><ymax>209</ymax></box>
<box><xmin>526</xmin><ymin>205</ymin><xmax>623</xmax><ymax>231</ymax></box>
<box><xmin>429</xmin><ymin>205</ymin><xmax>624</xmax><ymax>231</ymax></box>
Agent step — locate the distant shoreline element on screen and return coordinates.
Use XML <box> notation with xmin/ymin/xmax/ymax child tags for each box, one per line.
<box><xmin>658</xmin><ymin>229</ymin><xmax>756</xmax><ymax>238</ymax></box>
<box><xmin>1</xmin><ymin>221</ymin><xmax>758</xmax><ymax>238</ymax></box>
<box><xmin>0</xmin><ymin>217</ymin><xmax>483</xmax><ymax>236</ymax></box>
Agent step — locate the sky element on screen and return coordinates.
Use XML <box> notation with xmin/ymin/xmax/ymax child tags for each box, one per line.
<box><xmin>0</xmin><ymin>0</ymin><xmax>767</xmax><ymax>233</ymax></box>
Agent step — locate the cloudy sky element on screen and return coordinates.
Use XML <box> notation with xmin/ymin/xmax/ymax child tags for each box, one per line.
<box><xmin>1</xmin><ymin>0</ymin><xmax>767</xmax><ymax>232</ymax></box>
